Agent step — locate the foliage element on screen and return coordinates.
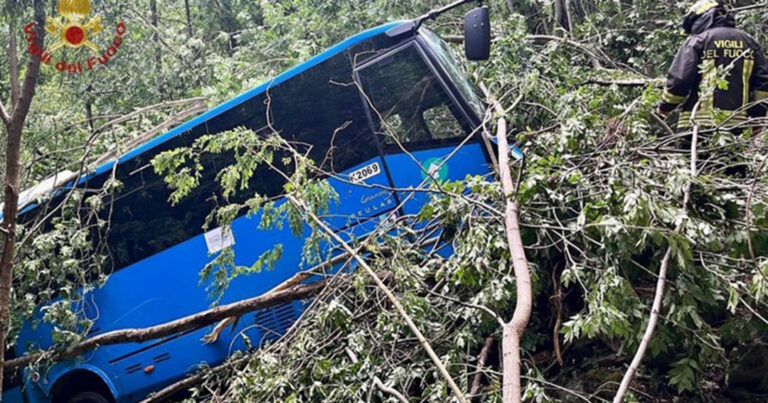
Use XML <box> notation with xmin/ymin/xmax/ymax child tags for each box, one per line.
<box><xmin>2</xmin><ymin>0</ymin><xmax>768</xmax><ymax>401</ymax></box>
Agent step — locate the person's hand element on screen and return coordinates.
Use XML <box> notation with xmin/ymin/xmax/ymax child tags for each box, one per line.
<box><xmin>656</xmin><ymin>104</ymin><xmax>671</xmax><ymax>118</ymax></box>
<box><xmin>754</xmin><ymin>125</ymin><xmax>763</xmax><ymax>137</ymax></box>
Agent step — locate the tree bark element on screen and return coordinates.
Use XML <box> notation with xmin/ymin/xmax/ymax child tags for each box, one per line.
<box><xmin>217</xmin><ymin>0</ymin><xmax>238</xmax><ymax>53</ymax></box>
<box><xmin>0</xmin><ymin>0</ymin><xmax>45</xmax><ymax>393</ymax></box>
<box><xmin>141</xmin><ymin>355</ymin><xmax>250</xmax><ymax>402</ymax></box>
<box><xmin>85</xmin><ymin>100</ymin><xmax>95</xmax><ymax>133</ymax></box>
<box><xmin>8</xmin><ymin>19</ymin><xmax>20</xmax><ymax>108</ymax></box>
<box><xmin>505</xmin><ymin>0</ymin><xmax>514</xmax><ymax>14</ymax></box>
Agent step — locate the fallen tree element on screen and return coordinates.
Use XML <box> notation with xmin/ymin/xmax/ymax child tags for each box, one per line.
<box><xmin>5</xmin><ymin>274</ymin><xmax>331</xmax><ymax>372</ymax></box>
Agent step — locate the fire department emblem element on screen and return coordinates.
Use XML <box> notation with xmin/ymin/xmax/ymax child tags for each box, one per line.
<box><xmin>46</xmin><ymin>0</ymin><xmax>104</xmax><ymax>52</ymax></box>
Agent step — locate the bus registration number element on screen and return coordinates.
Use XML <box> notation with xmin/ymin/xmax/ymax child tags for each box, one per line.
<box><xmin>349</xmin><ymin>162</ymin><xmax>381</xmax><ymax>183</ymax></box>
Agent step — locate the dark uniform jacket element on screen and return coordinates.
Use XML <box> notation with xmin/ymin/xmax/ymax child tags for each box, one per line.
<box><xmin>659</xmin><ymin>11</ymin><xmax>768</xmax><ymax>130</ymax></box>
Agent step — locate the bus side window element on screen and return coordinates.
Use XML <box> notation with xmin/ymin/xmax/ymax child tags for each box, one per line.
<box><xmin>356</xmin><ymin>44</ymin><xmax>472</xmax><ymax>149</ymax></box>
<box><xmin>264</xmin><ymin>48</ymin><xmax>379</xmax><ymax>177</ymax></box>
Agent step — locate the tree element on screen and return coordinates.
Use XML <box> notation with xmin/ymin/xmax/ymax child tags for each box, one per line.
<box><xmin>0</xmin><ymin>0</ymin><xmax>44</xmax><ymax>391</ymax></box>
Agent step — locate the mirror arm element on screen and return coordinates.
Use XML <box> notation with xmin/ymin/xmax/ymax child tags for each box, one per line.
<box><xmin>414</xmin><ymin>0</ymin><xmax>482</xmax><ymax>31</ymax></box>
<box><xmin>386</xmin><ymin>0</ymin><xmax>485</xmax><ymax>38</ymax></box>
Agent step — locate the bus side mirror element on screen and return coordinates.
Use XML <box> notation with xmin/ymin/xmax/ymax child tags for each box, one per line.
<box><xmin>464</xmin><ymin>6</ymin><xmax>490</xmax><ymax>61</ymax></box>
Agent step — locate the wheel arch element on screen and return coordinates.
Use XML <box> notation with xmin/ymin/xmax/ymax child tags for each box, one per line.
<box><xmin>48</xmin><ymin>366</ymin><xmax>117</xmax><ymax>403</ymax></box>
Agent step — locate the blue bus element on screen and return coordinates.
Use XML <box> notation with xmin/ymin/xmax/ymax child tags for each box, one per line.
<box><xmin>4</xmin><ymin>5</ymin><xmax>494</xmax><ymax>402</ymax></box>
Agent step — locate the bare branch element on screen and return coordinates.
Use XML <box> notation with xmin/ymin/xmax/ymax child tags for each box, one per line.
<box><xmin>90</xmin><ymin>102</ymin><xmax>208</xmax><ymax>167</ymax></box>
<box><xmin>587</xmin><ymin>78</ymin><xmax>662</xmax><ymax>87</ymax></box>
<box><xmin>470</xmin><ymin>336</ymin><xmax>495</xmax><ymax>399</ymax></box>
<box><xmin>92</xmin><ymin>97</ymin><xmax>206</xmax><ymax>135</ymax></box>
<box><xmin>0</xmin><ymin>104</ymin><xmax>9</xmax><ymax>127</ymax></box>
<box><xmin>10</xmin><ymin>9</ymin><xmax>44</xmax><ymax>126</ymax></box>
<box><xmin>345</xmin><ymin>348</ymin><xmax>409</xmax><ymax>403</ymax></box>
<box><xmin>731</xmin><ymin>3</ymin><xmax>768</xmax><ymax>13</ymax></box>
<box><xmin>480</xmin><ymin>84</ymin><xmax>532</xmax><ymax>403</ymax></box>
<box><xmin>141</xmin><ymin>356</ymin><xmax>250</xmax><ymax>403</ymax></box>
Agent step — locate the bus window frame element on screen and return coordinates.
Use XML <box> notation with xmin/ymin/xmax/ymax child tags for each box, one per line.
<box><xmin>352</xmin><ymin>36</ymin><xmax>485</xmax><ymax>156</ymax></box>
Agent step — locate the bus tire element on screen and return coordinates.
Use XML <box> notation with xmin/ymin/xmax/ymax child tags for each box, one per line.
<box><xmin>68</xmin><ymin>391</ymin><xmax>111</xmax><ymax>403</ymax></box>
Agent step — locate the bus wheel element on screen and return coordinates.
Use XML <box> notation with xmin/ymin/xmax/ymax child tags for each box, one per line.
<box><xmin>68</xmin><ymin>391</ymin><xmax>111</xmax><ymax>403</ymax></box>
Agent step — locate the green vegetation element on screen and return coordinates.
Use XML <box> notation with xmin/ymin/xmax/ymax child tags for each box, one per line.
<box><xmin>1</xmin><ymin>0</ymin><xmax>768</xmax><ymax>401</ymax></box>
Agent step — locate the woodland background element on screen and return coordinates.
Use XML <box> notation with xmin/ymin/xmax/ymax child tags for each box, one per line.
<box><xmin>1</xmin><ymin>0</ymin><xmax>768</xmax><ymax>402</ymax></box>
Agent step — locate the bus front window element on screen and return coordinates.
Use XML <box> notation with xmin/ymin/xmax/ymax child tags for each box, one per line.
<box><xmin>419</xmin><ymin>28</ymin><xmax>485</xmax><ymax>119</ymax></box>
<box><xmin>357</xmin><ymin>45</ymin><xmax>472</xmax><ymax>148</ymax></box>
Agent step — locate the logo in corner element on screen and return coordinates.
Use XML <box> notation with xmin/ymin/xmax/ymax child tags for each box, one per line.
<box><xmin>24</xmin><ymin>0</ymin><xmax>126</xmax><ymax>74</ymax></box>
<box><xmin>421</xmin><ymin>157</ymin><xmax>449</xmax><ymax>182</ymax></box>
<box><xmin>47</xmin><ymin>0</ymin><xmax>104</xmax><ymax>52</ymax></box>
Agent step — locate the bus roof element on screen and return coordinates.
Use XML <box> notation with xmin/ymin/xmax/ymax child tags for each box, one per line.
<box><xmin>7</xmin><ymin>21</ymin><xmax>406</xmax><ymax>221</ymax></box>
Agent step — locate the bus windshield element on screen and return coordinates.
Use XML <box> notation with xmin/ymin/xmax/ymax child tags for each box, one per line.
<box><xmin>420</xmin><ymin>28</ymin><xmax>485</xmax><ymax>119</ymax></box>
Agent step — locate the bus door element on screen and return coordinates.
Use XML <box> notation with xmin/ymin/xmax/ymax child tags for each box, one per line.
<box><xmin>355</xmin><ymin>42</ymin><xmax>492</xmax><ymax>218</ymax></box>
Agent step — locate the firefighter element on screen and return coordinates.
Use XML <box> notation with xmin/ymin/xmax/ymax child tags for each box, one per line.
<box><xmin>657</xmin><ymin>1</ymin><xmax>768</xmax><ymax>134</ymax></box>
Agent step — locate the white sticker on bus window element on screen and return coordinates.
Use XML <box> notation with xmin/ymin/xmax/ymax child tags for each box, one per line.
<box><xmin>204</xmin><ymin>226</ymin><xmax>235</xmax><ymax>254</ymax></box>
<box><xmin>349</xmin><ymin>162</ymin><xmax>381</xmax><ymax>183</ymax></box>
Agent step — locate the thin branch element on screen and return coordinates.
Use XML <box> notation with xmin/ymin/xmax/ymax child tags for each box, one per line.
<box><xmin>650</xmin><ymin>112</ymin><xmax>676</xmax><ymax>138</ymax></box>
<box><xmin>470</xmin><ymin>336</ymin><xmax>495</xmax><ymax>399</ymax></box>
<box><xmin>345</xmin><ymin>348</ymin><xmax>409</xmax><ymax>403</ymax></box>
<box><xmin>552</xmin><ymin>270</ymin><xmax>564</xmax><ymax>367</ymax></box>
<box><xmin>745</xmin><ymin>155</ymin><xmax>768</xmax><ymax>268</ymax></box>
<box><xmin>141</xmin><ymin>356</ymin><xmax>250</xmax><ymax>403</ymax></box>
<box><xmin>90</xmin><ymin>102</ymin><xmax>207</xmax><ymax>167</ymax></box>
<box><xmin>586</xmin><ymin>78</ymin><xmax>661</xmax><ymax>87</ymax></box>
<box><xmin>613</xmin><ymin>113</ymin><xmax>700</xmax><ymax>403</ymax></box>
<box><xmin>731</xmin><ymin>3</ymin><xmax>768</xmax><ymax>13</ymax></box>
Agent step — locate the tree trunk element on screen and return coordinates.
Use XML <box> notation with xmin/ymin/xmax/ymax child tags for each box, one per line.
<box><xmin>470</xmin><ymin>336</ymin><xmax>495</xmax><ymax>400</ymax></box>
<box><xmin>150</xmin><ymin>0</ymin><xmax>161</xmax><ymax>66</ymax></box>
<box><xmin>184</xmin><ymin>0</ymin><xmax>193</xmax><ymax>37</ymax></box>
<box><xmin>554</xmin><ymin>0</ymin><xmax>571</xmax><ymax>33</ymax></box>
<box><xmin>218</xmin><ymin>0</ymin><xmax>238</xmax><ymax>53</ymax></box>
<box><xmin>0</xmin><ymin>0</ymin><xmax>45</xmax><ymax>392</ymax></box>
<box><xmin>0</xmin><ymin>121</ymin><xmax>22</xmax><ymax>393</ymax></box>
<box><xmin>85</xmin><ymin>100</ymin><xmax>95</xmax><ymax>133</ymax></box>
